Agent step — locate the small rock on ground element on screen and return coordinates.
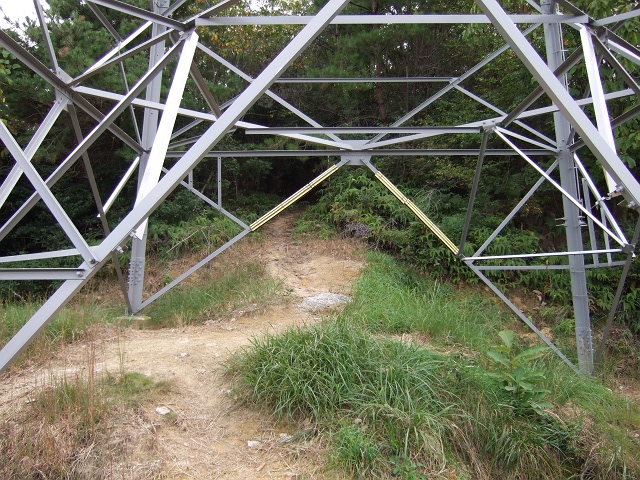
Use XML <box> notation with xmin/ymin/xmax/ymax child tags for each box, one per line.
<box><xmin>300</xmin><ymin>292</ymin><xmax>351</xmax><ymax>312</ymax></box>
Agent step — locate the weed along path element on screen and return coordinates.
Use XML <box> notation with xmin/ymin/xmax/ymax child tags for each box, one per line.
<box><xmin>0</xmin><ymin>213</ymin><xmax>364</xmax><ymax>479</ymax></box>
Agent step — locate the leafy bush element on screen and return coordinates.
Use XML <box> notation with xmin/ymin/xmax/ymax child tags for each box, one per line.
<box><xmin>486</xmin><ymin>330</ymin><xmax>553</xmax><ymax>416</ymax></box>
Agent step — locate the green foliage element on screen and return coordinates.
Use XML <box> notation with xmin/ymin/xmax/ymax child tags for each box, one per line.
<box><xmin>331</xmin><ymin>423</ymin><xmax>383</xmax><ymax>479</ymax></box>
<box><xmin>486</xmin><ymin>330</ymin><xmax>553</xmax><ymax>416</ymax></box>
<box><xmin>0</xmin><ymin>297</ymin><xmax>117</xmax><ymax>355</ymax></box>
<box><xmin>147</xmin><ymin>191</ymin><xmax>243</xmax><ymax>258</ymax></box>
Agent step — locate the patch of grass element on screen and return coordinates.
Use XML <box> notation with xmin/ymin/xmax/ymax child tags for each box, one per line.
<box><xmin>145</xmin><ymin>259</ymin><xmax>282</xmax><ymax>327</ymax></box>
<box><xmin>228</xmin><ymin>252</ymin><xmax>640</xmax><ymax>479</ymax></box>
<box><xmin>0</xmin><ymin>298</ymin><xmax>121</xmax><ymax>370</ymax></box>
<box><xmin>103</xmin><ymin>371</ymin><xmax>173</xmax><ymax>407</ymax></box>
<box><xmin>344</xmin><ymin>252</ymin><xmax>509</xmax><ymax>351</ymax></box>
<box><xmin>0</xmin><ymin>368</ymin><xmax>168</xmax><ymax>479</ymax></box>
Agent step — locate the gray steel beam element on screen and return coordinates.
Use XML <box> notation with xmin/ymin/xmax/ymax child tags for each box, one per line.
<box><xmin>606</xmin><ymin>4</ymin><xmax>640</xmax><ymax>31</ymax></box>
<box><xmin>164</xmin><ymin>148</ymin><xmax>552</xmax><ymax>158</ymax></box>
<box><xmin>542</xmin><ymin>0</ymin><xmax>592</xmax><ymax>374</ymax></box>
<box><xmin>245</xmin><ymin>127</ymin><xmax>482</xmax><ymax>135</ymax></box>
<box><xmin>87</xmin><ymin>0</ymin><xmax>185</xmax><ymax>30</ymax></box>
<box><xmin>477</xmin><ymin>263</ymin><xmax>627</xmax><ymax>271</ymax></box>
<box><xmin>275</xmin><ymin>77</ymin><xmax>454</xmax><ymax>83</ymax></box>
<box><xmin>0</xmin><ymin>249</ymin><xmax>80</xmax><ymax>264</ymax></box>
<box><xmin>0</xmin><ymin>269</ymin><xmax>91</xmax><ymax>281</ymax></box>
<box><xmin>103</xmin><ymin>157</ymin><xmax>140</xmax><ymax>216</ymax></box>
<box><xmin>573</xmin><ymin>154</ymin><xmax>626</xmax><ymax>243</ymax></box>
<box><xmin>68</xmin><ymin>104</ymin><xmax>133</xmax><ymax>312</ymax></box>
<box><xmin>186</xmin><ymin>0</ymin><xmax>240</xmax><ymax>20</ymax></box>
<box><xmin>86</xmin><ymin>1</ymin><xmax>123</xmax><ymax>41</ymax></box>
<box><xmin>496</xmin><ymin>127</ymin><xmax>558</xmax><ymax>152</ymax></box>
<box><xmin>467</xmin><ymin>249</ymin><xmax>622</xmax><ymax>262</ymax></box>
<box><xmin>87</xmin><ymin>21</ymin><xmax>153</xmax><ymax>74</ymax></box>
<box><xmin>34</xmin><ymin>0</ymin><xmax>59</xmax><ymax>73</ymax></box>
<box><xmin>595</xmin><ymin>218</ymin><xmax>640</xmax><ymax>368</ymax></box>
<box><xmin>605</xmin><ymin>32</ymin><xmax>640</xmax><ymax>63</ymax></box>
<box><xmin>70</xmin><ymin>30</ymin><xmax>173</xmax><ymax>86</ymax></box>
<box><xmin>196</xmin><ymin>14</ymin><xmax>587</xmax><ymax>26</ymax></box>
<box><xmin>580</xmin><ymin>25</ymin><xmax>618</xmax><ymax>193</ymax></box>
<box><xmin>128</xmin><ymin>0</ymin><xmax>172</xmax><ymax>313</ymax></box>
<box><xmin>460</xmin><ymin>131</ymin><xmax>489</xmax><ymax>255</ymax></box>
<box><xmin>465</xmin><ymin>262</ymin><xmax>578</xmax><ymax>373</ymax></box>
<box><xmin>0</xmin><ymin>0</ymin><xmax>352</xmax><ymax>373</ymax></box>
<box><xmin>0</xmin><ymin>39</ymin><xmax>183</xmax><ymax>244</ymax></box>
<box><xmin>583</xmin><ymin>178</ymin><xmax>600</xmax><ymax>266</ymax></box>
<box><xmin>476</xmin><ymin>0</ymin><xmax>640</xmax><ymax>210</ymax></box>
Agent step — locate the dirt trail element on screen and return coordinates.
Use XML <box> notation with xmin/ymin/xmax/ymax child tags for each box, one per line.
<box><xmin>0</xmin><ymin>213</ymin><xmax>364</xmax><ymax>479</ymax></box>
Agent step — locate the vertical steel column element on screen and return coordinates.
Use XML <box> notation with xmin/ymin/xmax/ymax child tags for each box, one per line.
<box><xmin>542</xmin><ymin>0</ymin><xmax>593</xmax><ymax>373</ymax></box>
<box><xmin>128</xmin><ymin>0</ymin><xmax>170</xmax><ymax>312</ymax></box>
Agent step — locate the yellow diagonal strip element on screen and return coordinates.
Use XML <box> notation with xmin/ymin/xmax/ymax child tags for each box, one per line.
<box><xmin>375</xmin><ymin>172</ymin><xmax>459</xmax><ymax>255</ymax></box>
<box><xmin>250</xmin><ymin>164</ymin><xmax>340</xmax><ymax>231</ymax></box>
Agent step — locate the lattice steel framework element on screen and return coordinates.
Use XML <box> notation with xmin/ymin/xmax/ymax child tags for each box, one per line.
<box><xmin>1</xmin><ymin>0</ymin><xmax>639</xmax><ymax>374</ymax></box>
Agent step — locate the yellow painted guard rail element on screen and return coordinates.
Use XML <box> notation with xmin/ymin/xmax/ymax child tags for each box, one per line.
<box><xmin>250</xmin><ymin>163</ymin><xmax>341</xmax><ymax>231</ymax></box>
<box><xmin>375</xmin><ymin>171</ymin><xmax>459</xmax><ymax>255</ymax></box>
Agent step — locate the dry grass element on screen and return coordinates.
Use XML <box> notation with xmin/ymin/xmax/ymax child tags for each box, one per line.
<box><xmin>0</xmin><ymin>332</ymin><xmax>172</xmax><ymax>479</ymax></box>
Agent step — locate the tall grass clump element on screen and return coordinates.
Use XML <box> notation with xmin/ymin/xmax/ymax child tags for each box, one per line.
<box><xmin>228</xmin><ymin>321</ymin><xmax>460</xmax><ymax>477</ymax></box>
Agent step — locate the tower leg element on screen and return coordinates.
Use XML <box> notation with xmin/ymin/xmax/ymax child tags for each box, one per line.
<box><xmin>128</xmin><ymin>0</ymin><xmax>169</xmax><ymax>312</ymax></box>
<box><xmin>542</xmin><ymin>0</ymin><xmax>593</xmax><ymax>373</ymax></box>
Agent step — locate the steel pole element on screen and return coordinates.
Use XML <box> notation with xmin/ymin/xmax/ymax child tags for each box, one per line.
<box><xmin>541</xmin><ymin>0</ymin><xmax>593</xmax><ymax>373</ymax></box>
<box><xmin>128</xmin><ymin>0</ymin><xmax>170</xmax><ymax>313</ymax></box>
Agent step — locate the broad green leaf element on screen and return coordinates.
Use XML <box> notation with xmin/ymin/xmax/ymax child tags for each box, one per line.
<box><xmin>514</xmin><ymin>345</ymin><xmax>548</xmax><ymax>363</ymax></box>
<box><xmin>513</xmin><ymin>365</ymin><xmax>525</xmax><ymax>382</ymax></box>
<box><xmin>498</xmin><ymin>329</ymin><xmax>515</xmax><ymax>350</ymax></box>
<box><xmin>487</xmin><ymin>350</ymin><xmax>510</xmax><ymax>367</ymax></box>
<box><xmin>518</xmin><ymin>381</ymin><xmax>535</xmax><ymax>391</ymax></box>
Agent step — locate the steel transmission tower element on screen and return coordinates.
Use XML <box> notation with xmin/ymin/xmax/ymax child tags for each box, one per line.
<box><xmin>1</xmin><ymin>0</ymin><xmax>639</xmax><ymax>374</ymax></box>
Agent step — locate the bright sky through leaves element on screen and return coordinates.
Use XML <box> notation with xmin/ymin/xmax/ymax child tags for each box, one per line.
<box><xmin>1</xmin><ymin>1</ymin><xmax>50</xmax><ymax>28</ymax></box>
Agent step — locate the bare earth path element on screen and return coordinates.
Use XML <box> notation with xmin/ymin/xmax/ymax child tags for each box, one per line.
<box><xmin>0</xmin><ymin>213</ymin><xmax>364</xmax><ymax>479</ymax></box>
